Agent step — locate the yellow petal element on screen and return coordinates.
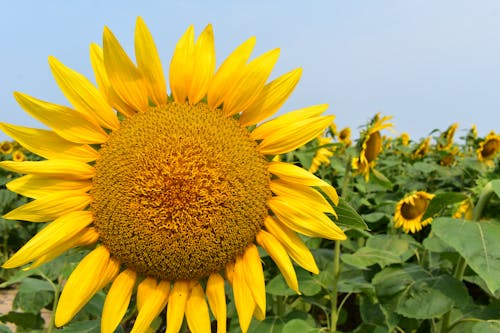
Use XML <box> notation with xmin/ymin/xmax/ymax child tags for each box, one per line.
<box><xmin>270</xmin><ymin>179</ymin><xmax>334</xmax><ymax>214</ymax></box>
<box><xmin>222</xmin><ymin>49</ymin><xmax>280</xmax><ymax>117</ymax></box>
<box><xmin>135</xmin><ymin>17</ymin><xmax>167</xmax><ymax>106</ymax></box>
<box><xmin>2</xmin><ymin>211</ymin><xmax>93</xmax><ymax>268</ymax></box>
<box><xmin>7</xmin><ymin>175</ymin><xmax>92</xmax><ymax>199</ymax></box>
<box><xmin>187</xmin><ymin>24</ymin><xmax>215</xmax><ymax>104</ymax></box>
<box><xmin>255</xmin><ymin>230</ymin><xmax>299</xmax><ymax>293</ymax></box>
<box><xmin>225</xmin><ymin>261</ymin><xmax>235</xmax><ymax>285</ymax></box>
<box><xmin>185</xmin><ymin>283</ymin><xmax>211</xmax><ymax>333</ymax></box>
<box><xmin>48</xmin><ymin>56</ymin><xmax>119</xmax><ymax>130</ymax></box>
<box><xmin>103</xmin><ymin>26</ymin><xmax>149</xmax><ymax>112</ymax></box>
<box><xmin>169</xmin><ymin>26</ymin><xmax>195</xmax><ymax>103</ymax></box>
<box><xmin>0</xmin><ymin>123</ymin><xmax>98</xmax><ymax>162</ymax></box>
<box><xmin>131</xmin><ymin>280</ymin><xmax>170</xmax><ymax>333</ymax></box>
<box><xmin>3</xmin><ymin>191</ymin><xmax>91</xmax><ymax>222</ymax></box>
<box><xmin>90</xmin><ymin>43</ymin><xmax>137</xmax><ymax>117</ymax></box>
<box><xmin>268</xmin><ymin>161</ymin><xmax>339</xmax><ymax>205</ymax></box>
<box><xmin>206</xmin><ymin>273</ymin><xmax>226</xmax><ymax>333</ymax></box>
<box><xmin>250</xmin><ymin>104</ymin><xmax>328</xmax><ymax>140</ymax></box>
<box><xmin>257</xmin><ymin>115</ymin><xmax>334</xmax><ymax>155</ymax></box>
<box><xmin>27</xmin><ymin>227</ymin><xmax>99</xmax><ymax>270</ymax></box>
<box><xmin>102</xmin><ymin>269</ymin><xmax>137</xmax><ymax>333</ymax></box>
<box><xmin>166</xmin><ymin>280</ymin><xmax>190</xmax><ymax>333</ymax></box>
<box><xmin>98</xmin><ymin>257</ymin><xmax>121</xmax><ymax>290</ymax></box>
<box><xmin>268</xmin><ymin>196</ymin><xmax>346</xmax><ymax>240</ymax></box>
<box><xmin>55</xmin><ymin>246</ymin><xmax>111</xmax><ymax>327</ymax></box>
<box><xmin>14</xmin><ymin>92</ymin><xmax>108</xmax><ymax>144</ymax></box>
<box><xmin>207</xmin><ymin>37</ymin><xmax>256</xmax><ymax>109</ymax></box>
<box><xmin>264</xmin><ymin>216</ymin><xmax>319</xmax><ymax>274</ymax></box>
<box><xmin>242</xmin><ymin>244</ymin><xmax>266</xmax><ymax>319</ymax></box>
<box><xmin>137</xmin><ymin>277</ymin><xmax>158</xmax><ymax>311</ymax></box>
<box><xmin>0</xmin><ymin>160</ymin><xmax>95</xmax><ymax>180</ymax></box>
<box><xmin>233</xmin><ymin>255</ymin><xmax>256</xmax><ymax>333</ymax></box>
<box><xmin>239</xmin><ymin>68</ymin><xmax>302</xmax><ymax>126</ymax></box>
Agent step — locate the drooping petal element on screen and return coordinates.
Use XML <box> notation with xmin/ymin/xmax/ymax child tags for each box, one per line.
<box><xmin>166</xmin><ymin>280</ymin><xmax>190</xmax><ymax>333</ymax></box>
<box><xmin>206</xmin><ymin>273</ymin><xmax>226</xmax><ymax>333</ymax></box>
<box><xmin>264</xmin><ymin>216</ymin><xmax>319</xmax><ymax>274</ymax></box>
<box><xmin>3</xmin><ymin>191</ymin><xmax>91</xmax><ymax>222</ymax></box>
<box><xmin>268</xmin><ymin>161</ymin><xmax>339</xmax><ymax>205</ymax></box>
<box><xmin>185</xmin><ymin>283</ymin><xmax>211</xmax><ymax>333</ymax></box>
<box><xmin>256</xmin><ymin>230</ymin><xmax>299</xmax><ymax>293</ymax></box>
<box><xmin>131</xmin><ymin>280</ymin><xmax>170</xmax><ymax>333</ymax></box>
<box><xmin>0</xmin><ymin>160</ymin><xmax>95</xmax><ymax>180</ymax></box>
<box><xmin>98</xmin><ymin>256</ymin><xmax>121</xmax><ymax>290</ymax></box>
<box><xmin>2</xmin><ymin>211</ymin><xmax>93</xmax><ymax>268</ymax></box>
<box><xmin>257</xmin><ymin>115</ymin><xmax>334</xmax><ymax>155</ymax></box>
<box><xmin>187</xmin><ymin>24</ymin><xmax>215</xmax><ymax>104</ymax></box>
<box><xmin>169</xmin><ymin>26</ymin><xmax>195</xmax><ymax>103</ymax></box>
<box><xmin>239</xmin><ymin>68</ymin><xmax>302</xmax><ymax>126</ymax></box>
<box><xmin>14</xmin><ymin>92</ymin><xmax>108</xmax><ymax>144</ymax></box>
<box><xmin>233</xmin><ymin>255</ymin><xmax>256</xmax><ymax>333</ymax></box>
<box><xmin>102</xmin><ymin>269</ymin><xmax>137</xmax><ymax>333</ymax></box>
<box><xmin>48</xmin><ymin>56</ymin><xmax>119</xmax><ymax>130</ymax></box>
<box><xmin>103</xmin><ymin>26</ymin><xmax>149</xmax><ymax>112</ymax></box>
<box><xmin>137</xmin><ymin>277</ymin><xmax>158</xmax><ymax>311</ymax></box>
<box><xmin>242</xmin><ymin>244</ymin><xmax>266</xmax><ymax>319</ymax></box>
<box><xmin>270</xmin><ymin>179</ymin><xmax>334</xmax><ymax>214</ymax></box>
<box><xmin>90</xmin><ymin>43</ymin><xmax>137</xmax><ymax>117</ymax></box>
<box><xmin>55</xmin><ymin>246</ymin><xmax>111</xmax><ymax>327</ymax></box>
<box><xmin>268</xmin><ymin>196</ymin><xmax>345</xmax><ymax>240</ymax></box>
<box><xmin>207</xmin><ymin>37</ymin><xmax>256</xmax><ymax>109</ymax></box>
<box><xmin>135</xmin><ymin>17</ymin><xmax>167</xmax><ymax>106</ymax></box>
<box><xmin>7</xmin><ymin>175</ymin><xmax>92</xmax><ymax>199</ymax></box>
<box><xmin>222</xmin><ymin>49</ymin><xmax>280</xmax><ymax>117</ymax></box>
<box><xmin>0</xmin><ymin>123</ymin><xmax>98</xmax><ymax>162</ymax></box>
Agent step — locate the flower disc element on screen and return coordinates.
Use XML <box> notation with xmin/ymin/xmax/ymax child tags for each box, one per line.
<box><xmin>92</xmin><ymin>103</ymin><xmax>271</xmax><ymax>281</ymax></box>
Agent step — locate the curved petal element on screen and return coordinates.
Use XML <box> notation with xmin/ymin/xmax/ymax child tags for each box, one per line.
<box><xmin>233</xmin><ymin>255</ymin><xmax>256</xmax><ymax>333</ymax></box>
<box><xmin>14</xmin><ymin>92</ymin><xmax>108</xmax><ymax>144</ymax></box>
<box><xmin>242</xmin><ymin>244</ymin><xmax>266</xmax><ymax>319</ymax></box>
<box><xmin>55</xmin><ymin>246</ymin><xmax>111</xmax><ymax>327</ymax></box>
<box><xmin>103</xmin><ymin>26</ymin><xmax>149</xmax><ymax>112</ymax></box>
<box><xmin>206</xmin><ymin>273</ymin><xmax>226</xmax><ymax>333</ymax></box>
<box><xmin>169</xmin><ymin>26</ymin><xmax>195</xmax><ymax>103</ymax></box>
<box><xmin>239</xmin><ymin>68</ymin><xmax>302</xmax><ymax>126</ymax></box>
<box><xmin>3</xmin><ymin>190</ymin><xmax>91</xmax><ymax>222</ymax></box>
<box><xmin>207</xmin><ymin>37</ymin><xmax>256</xmax><ymax>109</ymax></box>
<box><xmin>185</xmin><ymin>283</ymin><xmax>211</xmax><ymax>333</ymax></box>
<box><xmin>270</xmin><ymin>179</ymin><xmax>333</xmax><ymax>214</ymax></box>
<box><xmin>165</xmin><ymin>280</ymin><xmax>190</xmax><ymax>333</ymax></box>
<box><xmin>2</xmin><ymin>211</ymin><xmax>93</xmax><ymax>268</ymax></box>
<box><xmin>137</xmin><ymin>277</ymin><xmax>158</xmax><ymax>310</ymax></box>
<box><xmin>256</xmin><ymin>230</ymin><xmax>299</xmax><ymax>293</ymax></box>
<box><xmin>48</xmin><ymin>56</ymin><xmax>119</xmax><ymax>130</ymax></box>
<box><xmin>131</xmin><ymin>280</ymin><xmax>170</xmax><ymax>333</ymax></box>
<box><xmin>0</xmin><ymin>123</ymin><xmax>98</xmax><ymax>162</ymax></box>
<box><xmin>264</xmin><ymin>216</ymin><xmax>319</xmax><ymax>274</ymax></box>
<box><xmin>7</xmin><ymin>175</ymin><xmax>92</xmax><ymax>199</ymax></box>
<box><xmin>102</xmin><ymin>269</ymin><xmax>137</xmax><ymax>333</ymax></box>
<box><xmin>135</xmin><ymin>17</ymin><xmax>167</xmax><ymax>106</ymax></box>
<box><xmin>0</xmin><ymin>160</ymin><xmax>95</xmax><ymax>180</ymax></box>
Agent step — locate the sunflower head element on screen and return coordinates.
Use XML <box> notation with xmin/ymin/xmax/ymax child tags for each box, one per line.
<box><xmin>338</xmin><ymin>127</ymin><xmax>352</xmax><ymax>147</ymax></box>
<box><xmin>436</xmin><ymin>123</ymin><xmax>459</xmax><ymax>151</ymax></box>
<box><xmin>11</xmin><ymin>150</ymin><xmax>26</xmax><ymax>162</ymax></box>
<box><xmin>394</xmin><ymin>191</ymin><xmax>435</xmax><ymax>233</ymax></box>
<box><xmin>0</xmin><ymin>17</ymin><xmax>346</xmax><ymax>333</ymax></box>
<box><xmin>0</xmin><ymin>141</ymin><xmax>13</xmax><ymax>155</ymax></box>
<box><xmin>439</xmin><ymin>146</ymin><xmax>461</xmax><ymax>166</ymax></box>
<box><xmin>400</xmin><ymin>132</ymin><xmax>410</xmax><ymax>146</ymax></box>
<box><xmin>411</xmin><ymin>137</ymin><xmax>431</xmax><ymax>160</ymax></box>
<box><xmin>477</xmin><ymin>131</ymin><xmax>500</xmax><ymax>164</ymax></box>
<box><xmin>453</xmin><ymin>199</ymin><xmax>473</xmax><ymax>220</ymax></box>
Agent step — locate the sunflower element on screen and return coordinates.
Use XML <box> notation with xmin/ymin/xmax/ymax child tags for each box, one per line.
<box><xmin>11</xmin><ymin>150</ymin><xmax>26</xmax><ymax>162</ymax></box>
<box><xmin>0</xmin><ymin>18</ymin><xmax>346</xmax><ymax>333</ymax></box>
<box><xmin>439</xmin><ymin>146</ymin><xmax>461</xmax><ymax>167</ymax></box>
<box><xmin>453</xmin><ymin>199</ymin><xmax>473</xmax><ymax>220</ymax></box>
<box><xmin>308</xmin><ymin>136</ymin><xmax>334</xmax><ymax>173</ymax></box>
<box><xmin>436</xmin><ymin>123</ymin><xmax>458</xmax><ymax>151</ymax></box>
<box><xmin>400</xmin><ymin>132</ymin><xmax>410</xmax><ymax>146</ymax></box>
<box><xmin>0</xmin><ymin>141</ymin><xmax>13</xmax><ymax>155</ymax></box>
<box><xmin>477</xmin><ymin>131</ymin><xmax>500</xmax><ymax>165</ymax></box>
<box><xmin>338</xmin><ymin>127</ymin><xmax>352</xmax><ymax>147</ymax></box>
<box><xmin>394</xmin><ymin>191</ymin><xmax>435</xmax><ymax>234</ymax></box>
<box><xmin>328</xmin><ymin>118</ymin><xmax>337</xmax><ymax>138</ymax></box>
<box><xmin>351</xmin><ymin>113</ymin><xmax>393</xmax><ymax>181</ymax></box>
<box><xmin>411</xmin><ymin>137</ymin><xmax>431</xmax><ymax>160</ymax></box>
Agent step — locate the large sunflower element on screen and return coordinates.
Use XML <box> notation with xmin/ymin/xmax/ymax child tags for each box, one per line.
<box><xmin>351</xmin><ymin>113</ymin><xmax>393</xmax><ymax>180</ymax></box>
<box><xmin>0</xmin><ymin>18</ymin><xmax>346</xmax><ymax>333</ymax></box>
<box><xmin>477</xmin><ymin>131</ymin><xmax>500</xmax><ymax>165</ymax></box>
<box><xmin>394</xmin><ymin>191</ymin><xmax>435</xmax><ymax>234</ymax></box>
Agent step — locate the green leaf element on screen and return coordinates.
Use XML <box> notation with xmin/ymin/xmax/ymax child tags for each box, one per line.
<box><xmin>359</xmin><ymin>294</ymin><xmax>399</xmax><ymax>331</ymax></box>
<box><xmin>59</xmin><ymin>320</ymin><xmax>100</xmax><ymax>333</ymax></box>
<box><xmin>13</xmin><ymin>278</ymin><xmax>54</xmax><ymax>313</ymax></box>
<box><xmin>282</xmin><ymin>319</ymin><xmax>320</xmax><ymax>333</ymax></box>
<box><xmin>450</xmin><ymin>321</ymin><xmax>500</xmax><ymax>333</ymax></box>
<box><xmin>432</xmin><ymin>218</ymin><xmax>500</xmax><ymax>294</ymax></box>
<box><xmin>422</xmin><ymin>192</ymin><xmax>468</xmax><ymax>219</ymax></box>
<box><xmin>362</xmin><ymin>212</ymin><xmax>387</xmax><ymax>223</ymax></box>
<box><xmin>0</xmin><ymin>312</ymin><xmax>44</xmax><ymax>330</ymax></box>
<box><xmin>373</xmin><ymin>264</ymin><xmax>429</xmax><ymax>300</ymax></box>
<box><xmin>342</xmin><ymin>247</ymin><xmax>401</xmax><ymax>269</ymax></box>
<box><xmin>266</xmin><ymin>269</ymin><xmax>322</xmax><ymax>296</ymax></box>
<box><xmin>370</xmin><ymin>168</ymin><xmax>393</xmax><ymax>189</ymax></box>
<box><xmin>248</xmin><ymin>316</ymin><xmax>285</xmax><ymax>333</ymax></box>
<box><xmin>0</xmin><ymin>324</ymin><xmax>14</xmax><ymax>333</ymax></box>
<box><xmin>329</xmin><ymin>198</ymin><xmax>368</xmax><ymax>231</ymax></box>
<box><xmin>491</xmin><ymin>179</ymin><xmax>500</xmax><ymax>199</ymax></box>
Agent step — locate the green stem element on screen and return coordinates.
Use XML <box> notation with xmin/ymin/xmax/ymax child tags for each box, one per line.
<box><xmin>340</xmin><ymin>156</ymin><xmax>352</xmax><ymax>201</ymax></box>
<box><xmin>43</xmin><ymin>274</ymin><xmax>62</xmax><ymax>333</ymax></box>
<box><xmin>330</xmin><ymin>240</ymin><xmax>341</xmax><ymax>332</ymax></box>
<box><xmin>472</xmin><ymin>181</ymin><xmax>494</xmax><ymax>221</ymax></box>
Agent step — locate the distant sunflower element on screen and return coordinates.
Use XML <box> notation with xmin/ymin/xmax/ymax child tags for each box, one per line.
<box><xmin>400</xmin><ymin>132</ymin><xmax>410</xmax><ymax>146</ymax></box>
<box><xmin>308</xmin><ymin>136</ymin><xmax>334</xmax><ymax>173</ymax></box>
<box><xmin>338</xmin><ymin>127</ymin><xmax>352</xmax><ymax>147</ymax></box>
<box><xmin>328</xmin><ymin>118</ymin><xmax>337</xmax><ymax>138</ymax></box>
<box><xmin>436</xmin><ymin>123</ymin><xmax>458</xmax><ymax>151</ymax></box>
<box><xmin>477</xmin><ymin>131</ymin><xmax>500</xmax><ymax>165</ymax></box>
<box><xmin>439</xmin><ymin>146</ymin><xmax>461</xmax><ymax>167</ymax></box>
<box><xmin>0</xmin><ymin>141</ymin><xmax>13</xmax><ymax>155</ymax></box>
<box><xmin>453</xmin><ymin>199</ymin><xmax>473</xmax><ymax>220</ymax></box>
<box><xmin>394</xmin><ymin>191</ymin><xmax>435</xmax><ymax>233</ymax></box>
<box><xmin>11</xmin><ymin>150</ymin><xmax>26</xmax><ymax>162</ymax></box>
<box><xmin>0</xmin><ymin>18</ymin><xmax>346</xmax><ymax>333</ymax></box>
<box><xmin>352</xmin><ymin>113</ymin><xmax>393</xmax><ymax>180</ymax></box>
<box><xmin>411</xmin><ymin>137</ymin><xmax>431</xmax><ymax>160</ymax></box>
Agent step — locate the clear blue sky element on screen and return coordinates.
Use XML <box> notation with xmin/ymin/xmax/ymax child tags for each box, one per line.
<box><xmin>1</xmin><ymin>0</ymin><xmax>499</xmax><ymax>142</ymax></box>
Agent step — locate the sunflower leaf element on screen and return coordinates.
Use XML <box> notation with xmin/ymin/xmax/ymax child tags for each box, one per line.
<box><xmin>422</xmin><ymin>192</ymin><xmax>468</xmax><ymax>220</ymax></box>
<box><xmin>329</xmin><ymin>198</ymin><xmax>367</xmax><ymax>231</ymax></box>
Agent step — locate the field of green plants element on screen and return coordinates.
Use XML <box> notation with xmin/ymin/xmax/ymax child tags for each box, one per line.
<box><xmin>0</xmin><ymin>115</ymin><xmax>499</xmax><ymax>333</ymax></box>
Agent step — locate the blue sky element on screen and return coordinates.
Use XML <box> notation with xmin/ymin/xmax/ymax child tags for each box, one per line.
<box><xmin>1</xmin><ymin>0</ymin><xmax>499</xmax><ymax>142</ymax></box>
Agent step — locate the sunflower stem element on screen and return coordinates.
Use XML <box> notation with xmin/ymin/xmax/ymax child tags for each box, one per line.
<box><xmin>330</xmin><ymin>239</ymin><xmax>342</xmax><ymax>332</ymax></box>
<box><xmin>42</xmin><ymin>273</ymin><xmax>62</xmax><ymax>333</ymax></box>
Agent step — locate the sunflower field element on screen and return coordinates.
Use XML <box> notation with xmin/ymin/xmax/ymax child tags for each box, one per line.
<box><xmin>0</xmin><ymin>115</ymin><xmax>498</xmax><ymax>333</ymax></box>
